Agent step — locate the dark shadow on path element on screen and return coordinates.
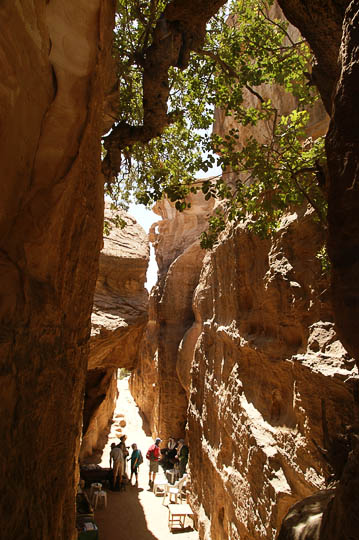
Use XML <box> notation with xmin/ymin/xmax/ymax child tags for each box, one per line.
<box><xmin>94</xmin><ymin>485</ymin><xmax>159</xmax><ymax>540</ymax></box>
<box><xmin>171</xmin><ymin>527</ymin><xmax>195</xmax><ymax>534</ymax></box>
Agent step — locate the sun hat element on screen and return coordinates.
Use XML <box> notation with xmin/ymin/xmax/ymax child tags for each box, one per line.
<box><xmin>155</xmin><ymin>437</ymin><xmax>162</xmax><ymax>444</ymax></box>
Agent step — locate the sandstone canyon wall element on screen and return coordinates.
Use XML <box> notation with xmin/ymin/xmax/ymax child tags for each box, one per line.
<box><xmin>0</xmin><ymin>2</ymin><xmax>115</xmax><ymax>538</ymax></box>
<box><xmin>130</xmin><ymin>4</ymin><xmax>359</xmax><ymax>540</ymax></box>
<box><xmin>1</xmin><ymin>1</ymin><xmax>359</xmax><ymax>540</ymax></box>
<box><xmin>130</xmin><ymin>193</ymin><xmax>215</xmax><ymax>440</ymax></box>
<box><xmin>187</xmin><ymin>211</ymin><xmax>358</xmax><ymax>540</ymax></box>
<box><xmin>80</xmin><ymin>208</ymin><xmax>149</xmax><ymax>460</ymax></box>
<box><xmin>276</xmin><ymin>2</ymin><xmax>359</xmax><ymax>538</ymax></box>
<box><xmin>135</xmin><ymin>195</ymin><xmax>358</xmax><ymax>540</ymax></box>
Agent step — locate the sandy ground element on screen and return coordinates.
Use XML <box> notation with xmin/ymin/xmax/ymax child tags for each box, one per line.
<box><xmin>92</xmin><ymin>377</ymin><xmax>199</xmax><ymax>540</ymax></box>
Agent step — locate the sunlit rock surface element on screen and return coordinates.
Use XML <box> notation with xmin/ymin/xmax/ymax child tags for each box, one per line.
<box><xmin>80</xmin><ymin>207</ymin><xmax>149</xmax><ymax>459</ymax></box>
<box><xmin>90</xmin><ymin>207</ymin><xmax>149</xmax><ymax>371</ymax></box>
<box><xmin>129</xmin><ymin>4</ymin><xmax>357</xmax><ymax>539</ymax></box>
<box><xmin>187</xmin><ymin>209</ymin><xmax>358</xmax><ymax>540</ymax></box>
<box><xmin>130</xmin><ymin>190</ymin><xmax>214</xmax><ymax>440</ymax></box>
<box><xmin>132</xmin><ymin>193</ymin><xmax>357</xmax><ymax>540</ymax></box>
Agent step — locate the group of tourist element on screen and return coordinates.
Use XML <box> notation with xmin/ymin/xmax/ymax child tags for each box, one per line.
<box><xmin>109</xmin><ymin>434</ymin><xmax>143</xmax><ymax>488</ymax></box>
<box><xmin>161</xmin><ymin>437</ymin><xmax>189</xmax><ymax>478</ymax></box>
<box><xmin>109</xmin><ymin>434</ymin><xmax>189</xmax><ymax>490</ymax></box>
<box><xmin>147</xmin><ymin>436</ymin><xmax>189</xmax><ymax>488</ymax></box>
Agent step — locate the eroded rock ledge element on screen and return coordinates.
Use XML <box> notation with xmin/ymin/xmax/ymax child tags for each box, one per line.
<box><xmin>80</xmin><ymin>207</ymin><xmax>149</xmax><ymax>460</ymax></box>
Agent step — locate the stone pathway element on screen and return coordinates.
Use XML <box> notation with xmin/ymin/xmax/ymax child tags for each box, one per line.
<box><xmin>93</xmin><ymin>377</ymin><xmax>198</xmax><ymax>540</ymax></box>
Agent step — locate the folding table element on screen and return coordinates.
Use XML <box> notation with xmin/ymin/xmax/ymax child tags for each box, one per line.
<box><xmin>167</xmin><ymin>503</ymin><xmax>194</xmax><ymax>530</ymax></box>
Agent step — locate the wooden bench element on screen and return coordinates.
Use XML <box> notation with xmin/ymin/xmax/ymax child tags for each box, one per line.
<box><xmin>168</xmin><ymin>503</ymin><xmax>194</xmax><ymax>530</ymax></box>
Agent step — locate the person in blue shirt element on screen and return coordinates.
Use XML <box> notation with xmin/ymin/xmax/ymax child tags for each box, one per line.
<box><xmin>129</xmin><ymin>443</ymin><xmax>142</xmax><ymax>485</ymax></box>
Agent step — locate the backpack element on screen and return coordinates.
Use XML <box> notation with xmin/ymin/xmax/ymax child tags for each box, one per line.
<box><xmin>146</xmin><ymin>446</ymin><xmax>155</xmax><ymax>461</ymax></box>
<box><xmin>138</xmin><ymin>451</ymin><xmax>143</xmax><ymax>465</ymax></box>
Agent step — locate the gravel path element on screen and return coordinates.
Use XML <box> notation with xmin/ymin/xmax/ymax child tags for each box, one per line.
<box><xmin>93</xmin><ymin>377</ymin><xmax>198</xmax><ymax>540</ymax></box>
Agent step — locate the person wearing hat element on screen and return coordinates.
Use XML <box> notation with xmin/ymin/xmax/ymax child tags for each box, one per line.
<box><xmin>110</xmin><ymin>442</ymin><xmax>125</xmax><ymax>489</ymax></box>
<box><xmin>117</xmin><ymin>434</ymin><xmax>129</xmax><ymax>478</ymax></box>
<box><xmin>146</xmin><ymin>437</ymin><xmax>162</xmax><ymax>489</ymax></box>
<box><xmin>168</xmin><ymin>437</ymin><xmax>177</xmax><ymax>450</ymax></box>
<box><xmin>166</xmin><ymin>437</ymin><xmax>178</xmax><ymax>468</ymax></box>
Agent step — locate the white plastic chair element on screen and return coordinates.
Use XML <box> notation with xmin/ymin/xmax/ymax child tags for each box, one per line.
<box><xmin>97</xmin><ymin>490</ymin><xmax>108</xmax><ymax>509</ymax></box>
<box><xmin>90</xmin><ymin>482</ymin><xmax>102</xmax><ymax>501</ymax></box>
<box><xmin>162</xmin><ymin>474</ymin><xmax>187</xmax><ymax>505</ymax></box>
<box><xmin>153</xmin><ymin>474</ymin><xmax>169</xmax><ymax>496</ymax></box>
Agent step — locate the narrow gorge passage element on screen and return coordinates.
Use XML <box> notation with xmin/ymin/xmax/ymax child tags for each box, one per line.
<box><xmin>93</xmin><ymin>378</ymin><xmax>198</xmax><ymax>540</ymax></box>
<box><xmin>3</xmin><ymin>2</ymin><xmax>359</xmax><ymax>539</ymax></box>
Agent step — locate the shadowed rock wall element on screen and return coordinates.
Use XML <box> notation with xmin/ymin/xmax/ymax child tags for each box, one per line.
<box><xmin>0</xmin><ymin>2</ymin><xmax>115</xmax><ymax>538</ymax></box>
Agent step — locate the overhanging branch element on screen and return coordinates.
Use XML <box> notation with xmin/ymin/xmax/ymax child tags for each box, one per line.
<box><xmin>102</xmin><ymin>0</ymin><xmax>227</xmax><ymax>182</ymax></box>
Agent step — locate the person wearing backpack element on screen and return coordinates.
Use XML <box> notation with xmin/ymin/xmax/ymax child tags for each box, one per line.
<box><xmin>129</xmin><ymin>443</ymin><xmax>142</xmax><ymax>485</ymax></box>
<box><xmin>146</xmin><ymin>437</ymin><xmax>161</xmax><ymax>489</ymax></box>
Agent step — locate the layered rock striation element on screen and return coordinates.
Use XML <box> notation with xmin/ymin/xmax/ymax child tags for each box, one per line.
<box><xmin>80</xmin><ymin>207</ymin><xmax>149</xmax><ymax>460</ymax></box>
<box><xmin>187</xmin><ymin>210</ymin><xmax>358</xmax><ymax>539</ymax></box>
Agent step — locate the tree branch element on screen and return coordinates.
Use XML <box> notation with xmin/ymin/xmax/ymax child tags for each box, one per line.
<box><xmin>102</xmin><ymin>0</ymin><xmax>227</xmax><ymax>182</ymax></box>
<box><xmin>244</xmin><ymin>84</ymin><xmax>265</xmax><ymax>104</ymax></box>
<box><xmin>258</xmin><ymin>6</ymin><xmax>296</xmax><ymax>46</ymax></box>
<box><xmin>291</xmin><ymin>170</ymin><xmax>326</xmax><ymax>226</ymax></box>
<box><xmin>198</xmin><ymin>48</ymin><xmax>266</xmax><ymax>104</ymax></box>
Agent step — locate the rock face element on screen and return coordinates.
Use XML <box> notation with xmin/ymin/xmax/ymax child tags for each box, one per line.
<box><xmin>2</xmin><ymin>2</ymin><xmax>359</xmax><ymax>540</ymax></box>
<box><xmin>274</xmin><ymin>3</ymin><xmax>359</xmax><ymax>538</ymax></box>
<box><xmin>277</xmin><ymin>0</ymin><xmax>348</xmax><ymax>114</ymax></box>
<box><xmin>80</xmin><ymin>208</ymin><xmax>149</xmax><ymax>459</ymax></box>
<box><xmin>187</xmin><ymin>211</ymin><xmax>358</xmax><ymax>540</ymax></box>
<box><xmin>134</xmin><ymin>198</ymin><xmax>358</xmax><ymax>540</ymax></box>
<box><xmin>129</xmin><ymin>5</ymin><xmax>359</xmax><ymax>540</ymax></box>
<box><xmin>90</xmin><ymin>208</ymin><xmax>149</xmax><ymax>372</ymax></box>
<box><xmin>130</xmin><ymin>192</ymin><xmax>214</xmax><ymax>440</ymax></box>
<box><xmin>81</xmin><ymin>368</ymin><xmax>118</xmax><ymax>461</ymax></box>
<box><xmin>0</xmin><ymin>2</ymin><xmax>115</xmax><ymax>539</ymax></box>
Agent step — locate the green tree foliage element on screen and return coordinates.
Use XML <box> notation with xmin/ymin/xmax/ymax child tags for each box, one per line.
<box><xmin>103</xmin><ymin>208</ymin><xmax>127</xmax><ymax>236</ymax></box>
<box><xmin>118</xmin><ymin>368</ymin><xmax>131</xmax><ymax>380</ymax></box>
<box><xmin>104</xmin><ymin>0</ymin><xmax>327</xmax><ymax>247</ymax></box>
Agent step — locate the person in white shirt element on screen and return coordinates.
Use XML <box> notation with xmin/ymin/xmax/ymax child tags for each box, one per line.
<box><xmin>110</xmin><ymin>443</ymin><xmax>124</xmax><ymax>487</ymax></box>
